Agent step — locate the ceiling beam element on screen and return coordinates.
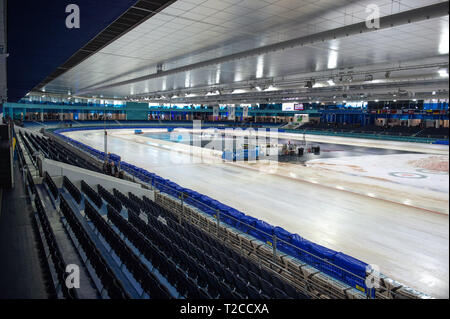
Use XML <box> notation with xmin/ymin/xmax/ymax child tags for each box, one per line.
<box><xmin>77</xmin><ymin>1</ymin><xmax>449</xmax><ymax>95</ymax></box>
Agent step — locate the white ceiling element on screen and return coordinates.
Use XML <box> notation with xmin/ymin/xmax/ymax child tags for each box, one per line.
<box><xmin>42</xmin><ymin>0</ymin><xmax>449</xmax><ymax>99</ymax></box>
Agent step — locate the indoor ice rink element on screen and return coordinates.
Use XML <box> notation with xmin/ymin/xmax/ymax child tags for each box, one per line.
<box><xmin>61</xmin><ymin>127</ymin><xmax>449</xmax><ymax>298</ymax></box>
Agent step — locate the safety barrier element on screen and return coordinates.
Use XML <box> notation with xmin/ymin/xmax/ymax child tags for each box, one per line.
<box><xmin>52</xmin><ymin>126</ymin><xmax>377</xmax><ymax>296</ymax></box>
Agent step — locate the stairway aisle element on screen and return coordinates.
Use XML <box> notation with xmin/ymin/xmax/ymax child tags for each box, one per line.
<box><xmin>0</xmin><ymin>163</ymin><xmax>48</xmax><ymax>298</ymax></box>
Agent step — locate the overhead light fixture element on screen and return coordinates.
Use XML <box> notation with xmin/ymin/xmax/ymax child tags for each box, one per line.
<box><xmin>205</xmin><ymin>90</ymin><xmax>220</xmax><ymax>96</ymax></box>
<box><xmin>185</xmin><ymin>93</ymin><xmax>196</xmax><ymax>97</ymax></box>
<box><xmin>439</xmin><ymin>30</ymin><xmax>449</xmax><ymax>54</ymax></box>
<box><xmin>232</xmin><ymin>89</ymin><xmax>246</xmax><ymax>94</ymax></box>
<box><xmin>438</xmin><ymin>68</ymin><xmax>449</xmax><ymax>77</ymax></box>
<box><xmin>393</xmin><ymin>99</ymin><xmax>397</xmax><ymax>102</ymax></box>
<box><xmin>432</xmin><ymin>91</ymin><xmax>436</xmax><ymax>95</ymax></box>
<box><xmin>255</xmin><ymin>86</ymin><xmax>262</xmax><ymax>91</ymax></box>
<box><xmin>327</xmin><ymin>51</ymin><xmax>338</xmax><ymax>69</ymax></box>
<box><xmin>327</xmin><ymin>79</ymin><xmax>335</xmax><ymax>86</ymax></box>
<box><xmin>375</xmin><ymin>99</ymin><xmax>379</xmax><ymax>102</ymax></box>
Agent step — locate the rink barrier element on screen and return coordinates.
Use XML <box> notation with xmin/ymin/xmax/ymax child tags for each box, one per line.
<box><xmin>51</xmin><ymin>126</ymin><xmax>381</xmax><ymax>297</ymax></box>
<box><xmin>433</xmin><ymin>139</ymin><xmax>449</xmax><ymax>145</ymax></box>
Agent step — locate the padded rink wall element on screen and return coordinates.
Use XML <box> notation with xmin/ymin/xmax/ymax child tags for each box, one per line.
<box><xmin>52</xmin><ymin>125</ymin><xmax>437</xmax><ymax>298</ymax></box>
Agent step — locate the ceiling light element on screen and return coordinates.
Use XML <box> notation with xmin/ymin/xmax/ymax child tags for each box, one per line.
<box><xmin>255</xmin><ymin>86</ymin><xmax>262</xmax><ymax>91</ymax></box>
<box><xmin>439</xmin><ymin>30</ymin><xmax>449</xmax><ymax>54</ymax></box>
<box><xmin>232</xmin><ymin>89</ymin><xmax>246</xmax><ymax>94</ymax></box>
<box><xmin>375</xmin><ymin>99</ymin><xmax>379</xmax><ymax>102</ymax></box>
<box><xmin>432</xmin><ymin>91</ymin><xmax>436</xmax><ymax>95</ymax></box>
<box><xmin>327</xmin><ymin>79</ymin><xmax>335</xmax><ymax>86</ymax></box>
<box><xmin>438</xmin><ymin>68</ymin><xmax>449</xmax><ymax>77</ymax></box>
<box><xmin>327</xmin><ymin>51</ymin><xmax>338</xmax><ymax>69</ymax></box>
<box><xmin>393</xmin><ymin>99</ymin><xmax>397</xmax><ymax>102</ymax></box>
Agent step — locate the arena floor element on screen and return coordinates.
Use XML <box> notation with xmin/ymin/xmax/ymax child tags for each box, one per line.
<box><xmin>62</xmin><ymin>128</ymin><xmax>449</xmax><ymax>298</ymax></box>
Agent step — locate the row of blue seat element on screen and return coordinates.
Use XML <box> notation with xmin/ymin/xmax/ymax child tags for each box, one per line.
<box><xmin>108</xmin><ymin>205</ymin><xmax>211</xmax><ymax>299</ymax></box>
<box><xmin>81</xmin><ymin>180</ymin><xmax>103</xmax><ymax>208</ymax></box>
<box><xmin>128</xmin><ymin>192</ymin><xmax>306</xmax><ymax>299</ymax></box>
<box><xmin>34</xmin><ymin>181</ymin><xmax>77</xmax><ymax>299</ymax></box>
<box><xmin>63</xmin><ymin>176</ymin><xmax>82</xmax><ymax>204</ymax></box>
<box><xmin>60</xmin><ymin>195</ymin><xmax>130</xmax><ymax>299</ymax></box>
<box><xmin>98</xmin><ymin>184</ymin><xmax>122</xmax><ymax>212</ymax></box>
<box><xmin>24</xmin><ymin>132</ymin><xmax>102</xmax><ymax>173</ymax></box>
<box><xmin>84</xmin><ymin>201</ymin><xmax>171</xmax><ymax>299</ymax></box>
